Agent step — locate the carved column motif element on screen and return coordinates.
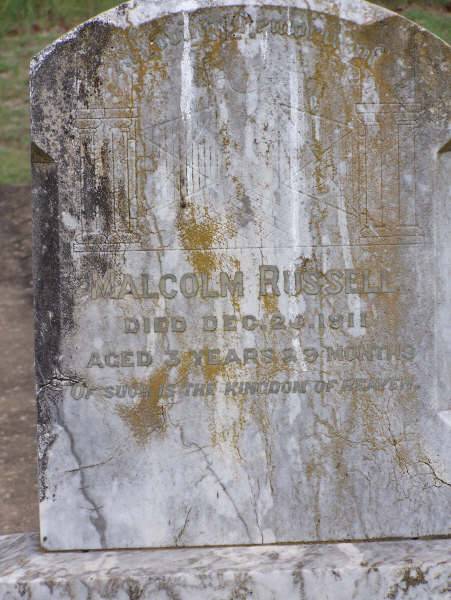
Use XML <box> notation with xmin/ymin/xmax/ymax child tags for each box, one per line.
<box><xmin>356</xmin><ymin>103</ymin><xmax>423</xmax><ymax>240</ymax></box>
<box><xmin>76</xmin><ymin>107</ymin><xmax>138</xmax><ymax>241</ymax></box>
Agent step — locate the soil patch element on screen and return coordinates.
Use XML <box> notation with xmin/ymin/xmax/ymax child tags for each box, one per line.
<box><xmin>0</xmin><ymin>185</ymin><xmax>38</xmax><ymax>534</ymax></box>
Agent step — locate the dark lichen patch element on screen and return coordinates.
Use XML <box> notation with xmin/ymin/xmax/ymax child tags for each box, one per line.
<box><xmin>76</xmin><ymin>21</ymin><xmax>114</xmax><ymax>108</ymax></box>
<box><xmin>387</xmin><ymin>566</ymin><xmax>427</xmax><ymax>599</ymax></box>
<box><xmin>82</xmin><ymin>137</ymin><xmax>114</xmax><ymax>236</ymax></box>
<box><xmin>37</xmin><ymin>402</ymin><xmax>59</xmax><ymax>503</ymax></box>
<box><xmin>232</xmin><ymin>176</ymin><xmax>255</xmax><ymax>228</ymax></box>
<box><xmin>32</xmin><ymin>158</ymin><xmax>61</xmax><ymax>386</ymax></box>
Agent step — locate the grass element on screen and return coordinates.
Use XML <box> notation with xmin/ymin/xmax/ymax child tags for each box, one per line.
<box><xmin>0</xmin><ymin>0</ymin><xmax>117</xmax><ymax>36</ymax></box>
<box><xmin>0</xmin><ymin>29</ymin><xmax>58</xmax><ymax>185</ymax></box>
<box><xmin>0</xmin><ymin>1</ymin><xmax>118</xmax><ymax>185</ymax></box>
<box><xmin>0</xmin><ymin>0</ymin><xmax>450</xmax><ymax>186</ymax></box>
<box><xmin>404</xmin><ymin>7</ymin><xmax>451</xmax><ymax>40</ymax></box>
<box><xmin>380</xmin><ymin>0</ymin><xmax>451</xmax><ymax>42</ymax></box>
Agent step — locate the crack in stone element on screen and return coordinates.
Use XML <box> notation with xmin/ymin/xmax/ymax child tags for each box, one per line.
<box><xmin>418</xmin><ymin>458</ymin><xmax>451</xmax><ymax>488</ymax></box>
<box><xmin>247</xmin><ymin>472</ymin><xmax>264</xmax><ymax>544</ymax></box>
<box><xmin>174</xmin><ymin>506</ymin><xmax>192</xmax><ymax>546</ymax></box>
<box><xmin>37</xmin><ymin>374</ymin><xmax>81</xmax><ymax>394</ymax></box>
<box><xmin>55</xmin><ymin>405</ymin><xmax>108</xmax><ymax>547</ymax></box>
<box><xmin>65</xmin><ymin>456</ymin><xmax>114</xmax><ymax>474</ymax></box>
<box><xmin>190</xmin><ymin>442</ymin><xmax>252</xmax><ymax>542</ymax></box>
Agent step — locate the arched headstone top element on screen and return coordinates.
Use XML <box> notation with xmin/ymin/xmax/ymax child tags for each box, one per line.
<box><xmin>31</xmin><ymin>0</ymin><xmax>450</xmax><ymax>551</ymax></box>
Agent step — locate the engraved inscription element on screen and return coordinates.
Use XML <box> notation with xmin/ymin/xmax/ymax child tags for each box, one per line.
<box><xmin>89</xmin><ymin>267</ymin><xmax>397</xmax><ymax>300</ymax></box>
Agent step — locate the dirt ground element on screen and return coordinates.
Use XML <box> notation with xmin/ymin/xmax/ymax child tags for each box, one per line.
<box><xmin>0</xmin><ymin>185</ymin><xmax>39</xmax><ymax>534</ymax></box>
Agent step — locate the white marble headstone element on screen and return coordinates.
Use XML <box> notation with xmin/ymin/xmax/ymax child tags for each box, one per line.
<box><xmin>31</xmin><ymin>0</ymin><xmax>451</xmax><ymax>550</ymax></box>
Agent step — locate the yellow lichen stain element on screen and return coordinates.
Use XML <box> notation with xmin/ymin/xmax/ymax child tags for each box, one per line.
<box><xmin>202</xmin><ymin>356</ymin><xmax>236</xmax><ymax>449</ymax></box>
<box><xmin>219</xmin><ymin>124</ymin><xmax>236</xmax><ymax>171</ymax></box>
<box><xmin>230</xmin><ymin>257</ymin><xmax>242</xmax><ymax>314</ymax></box>
<box><xmin>289</xmin><ymin>237</ymin><xmax>419</xmax><ymax>501</ymax></box>
<box><xmin>305</xmin><ymin>460</ymin><xmax>316</xmax><ymax>480</ymax></box>
<box><xmin>202</xmin><ymin>358</ymin><xmax>229</xmax><ymax>388</ymax></box>
<box><xmin>177</xmin><ymin>205</ymin><xmax>220</xmax><ymax>273</ymax></box>
<box><xmin>210</xmin><ymin>391</ymin><xmax>249</xmax><ymax>458</ymax></box>
<box><xmin>204</xmin><ymin>37</ymin><xmax>229</xmax><ymax>72</ymax></box>
<box><xmin>310</xmin><ymin>205</ymin><xmax>329</xmax><ymax>230</ymax></box>
<box><xmin>195</xmin><ymin>30</ymin><xmax>239</xmax><ymax>89</ymax></box>
<box><xmin>261</xmin><ymin>293</ymin><xmax>279</xmax><ymax>314</ymax></box>
<box><xmin>256</xmin><ymin>352</ymin><xmax>294</xmax><ymax>384</ymax></box>
<box><xmin>117</xmin><ymin>367</ymin><xmax>170</xmax><ymax>447</ymax></box>
<box><xmin>190</xmin><ymin>250</ymin><xmax>218</xmax><ymax>276</ymax></box>
<box><xmin>142</xmin><ymin>19</ymin><xmax>170</xmax><ymax>82</ymax></box>
<box><xmin>176</xmin><ymin>351</ymin><xmax>192</xmax><ymax>387</ymax></box>
<box><xmin>111</xmin><ymin>20</ymin><xmax>169</xmax><ymax>109</ymax></box>
<box><xmin>351</xmin><ymin>21</ymin><xmax>401</xmax><ymax>103</ymax></box>
<box><xmin>296</xmin><ymin>254</ymin><xmax>318</xmax><ymax>271</ymax></box>
<box><xmin>192</xmin><ymin>349</ymin><xmax>257</xmax><ymax>453</ymax></box>
<box><xmin>177</xmin><ymin>204</ymin><xmax>236</xmax><ymax>274</ymax></box>
<box><xmin>116</xmin><ymin>352</ymin><xmax>194</xmax><ymax>447</ymax></box>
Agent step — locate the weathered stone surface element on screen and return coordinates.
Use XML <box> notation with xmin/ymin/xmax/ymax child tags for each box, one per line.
<box><xmin>1</xmin><ymin>533</ymin><xmax>450</xmax><ymax>599</ymax></box>
<box><xmin>31</xmin><ymin>0</ymin><xmax>451</xmax><ymax>550</ymax></box>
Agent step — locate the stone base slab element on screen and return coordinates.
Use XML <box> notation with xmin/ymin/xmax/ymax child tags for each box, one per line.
<box><xmin>0</xmin><ymin>533</ymin><xmax>450</xmax><ymax>599</ymax></box>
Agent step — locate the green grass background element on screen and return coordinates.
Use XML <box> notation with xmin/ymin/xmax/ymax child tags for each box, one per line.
<box><xmin>0</xmin><ymin>0</ymin><xmax>450</xmax><ymax>185</ymax></box>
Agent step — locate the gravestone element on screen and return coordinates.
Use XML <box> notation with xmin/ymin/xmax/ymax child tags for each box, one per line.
<box><xmin>31</xmin><ymin>0</ymin><xmax>451</xmax><ymax>551</ymax></box>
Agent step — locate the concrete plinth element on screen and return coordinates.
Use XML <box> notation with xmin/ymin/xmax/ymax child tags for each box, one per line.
<box><xmin>0</xmin><ymin>533</ymin><xmax>450</xmax><ymax>599</ymax></box>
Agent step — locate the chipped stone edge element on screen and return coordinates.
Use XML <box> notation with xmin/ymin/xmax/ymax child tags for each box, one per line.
<box><xmin>29</xmin><ymin>0</ymin><xmax>402</xmax><ymax>79</ymax></box>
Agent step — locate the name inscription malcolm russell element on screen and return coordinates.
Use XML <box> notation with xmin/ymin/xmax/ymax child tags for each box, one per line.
<box><xmin>89</xmin><ymin>265</ymin><xmax>397</xmax><ymax>300</ymax></box>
